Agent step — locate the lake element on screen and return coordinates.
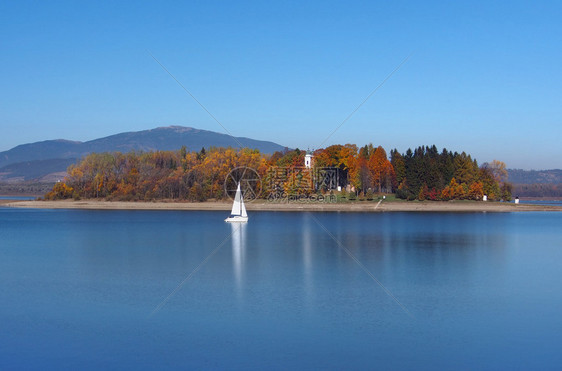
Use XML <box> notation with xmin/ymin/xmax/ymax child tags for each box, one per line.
<box><xmin>1</xmin><ymin>208</ymin><xmax>561</xmax><ymax>370</ymax></box>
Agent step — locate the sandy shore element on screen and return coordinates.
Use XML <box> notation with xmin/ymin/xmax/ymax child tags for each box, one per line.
<box><xmin>3</xmin><ymin>199</ymin><xmax>561</xmax><ymax>212</ymax></box>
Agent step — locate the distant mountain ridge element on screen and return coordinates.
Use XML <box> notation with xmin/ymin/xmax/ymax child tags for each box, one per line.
<box><xmin>507</xmin><ymin>169</ymin><xmax>562</xmax><ymax>184</ymax></box>
<box><xmin>0</xmin><ymin>126</ymin><xmax>287</xmax><ymax>182</ymax></box>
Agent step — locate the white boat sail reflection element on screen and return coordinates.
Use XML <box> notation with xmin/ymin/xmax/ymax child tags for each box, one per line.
<box><xmin>230</xmin><ymin>222</ymin><xmax>247</xmax><ymax>299</ymax></box>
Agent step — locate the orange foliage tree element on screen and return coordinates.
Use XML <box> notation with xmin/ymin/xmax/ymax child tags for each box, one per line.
<box><xmin>45</xmin><ymin>182</ymin><xmax>74</xmax><ymax>200</ymax></box>
<box><xmin>368</xmin><ymin>146</ymin><xmax>396</xmax><ymax>193</ymax></box>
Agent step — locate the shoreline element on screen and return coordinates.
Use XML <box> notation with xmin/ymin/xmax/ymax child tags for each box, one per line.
<box><xmin>3</xmin><ymin>199</ymin><xmax>562</xmax><ymax>212</ymax></box>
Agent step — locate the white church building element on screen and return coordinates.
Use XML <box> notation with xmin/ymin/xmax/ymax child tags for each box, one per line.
<box><xmin>304</xmin><ymin>152</ymin><xmax>313</xmax><ymax>169</ymax></box>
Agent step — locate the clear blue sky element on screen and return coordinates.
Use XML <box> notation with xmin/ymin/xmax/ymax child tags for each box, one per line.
<box><xmin>1</xmin><ymin>0</ymin><xmax>560</xmax><ymax>169</ymax></box>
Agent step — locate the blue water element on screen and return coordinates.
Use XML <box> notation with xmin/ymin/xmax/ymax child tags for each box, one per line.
<box><xmin>520</xmin><ymin>199</ymin><xmax>562</xmax><ymax>206</ymax></box>
<box><xmin>1</xmin><ymin>208</ymin><xmax>561</xmax><ymax>370</ymax></box>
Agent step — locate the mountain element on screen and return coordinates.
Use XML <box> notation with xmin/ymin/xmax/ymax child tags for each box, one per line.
<box><xmin>0</xmin><ymin>126</ymin><xmax>287</xmax><ymax>182</ymax></box>
<box><xmin>508</xmin><ymin>169</ymin><xmax>562</xmax><ymax>198</ymax></box>
<box><xmin>0</xmin><ymin>139</ymin><xmax>82</xmax><ymax>169</ymax></box>
<box><xmin>0</xmin><ymin>158</ymin><xmax>77</xmax><ymax>183</ymax></box>
<box><xmin>508</xmin><ymin>169</ymin><xmax>562</xmax><ymax>184</ymax></box>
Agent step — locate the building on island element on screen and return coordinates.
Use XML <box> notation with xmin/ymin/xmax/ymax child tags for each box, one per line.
<box><xmin>304</xmin><ymin>151</ymin><xmax>313</xmax><ymax>169</ymax></box>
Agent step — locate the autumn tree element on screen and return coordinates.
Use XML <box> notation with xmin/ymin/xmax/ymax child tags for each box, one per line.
<box><xmin>351</xmin><ymin>148</ymin><xmax>371</xmax><ymax>194</ymax></box>
<box><xmin>484</xmin><ymin>160</ymin><xmax>508</xmax><ymax>184</ymax></box>
<box><xmin>368</xmin><ymin>146</ymin><xmax>395</xmax><ymax>193</ymax></box>
<box><xmin>45</xmin><ymin>182</ymin><xmax>74</xmax><ymax>200</ymax></box>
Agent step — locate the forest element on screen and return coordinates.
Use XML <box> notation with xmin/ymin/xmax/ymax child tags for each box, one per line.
<box><xmin>44</xmin><ymin>144</ymin><xmax>510</xmax><ymax>202</ymax></box>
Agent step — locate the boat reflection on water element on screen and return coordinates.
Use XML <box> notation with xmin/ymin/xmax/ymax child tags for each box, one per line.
<box><xmin>230</xmin><ymin>222</ymin><xmax>247</xmax><ymax>300</ymax></box>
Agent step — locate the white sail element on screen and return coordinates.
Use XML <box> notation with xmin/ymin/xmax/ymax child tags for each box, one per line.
<box><xmin>240</xmin><ymin>188</ymin><xmax>247</xmax><ymax>217</ymax></box>
<box><xmin>231</xmin><ymin>183</ymin><xmax>242</xmax><ymax>216</ymax></box>
<box><xmin>226</xmin><ymin>182</ymin><xmax>248</xmax><ymax>222</ymax></box>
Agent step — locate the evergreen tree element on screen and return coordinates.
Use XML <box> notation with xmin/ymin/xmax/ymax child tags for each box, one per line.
<box><xmin>390</xmin><ymin>149</ymin><xmax>406</xmax><ymax>185</ymax></box>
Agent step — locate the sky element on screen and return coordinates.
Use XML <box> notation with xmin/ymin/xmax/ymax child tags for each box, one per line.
<box><xmin>1</xmin><ymin>0</ymin><xmax>561</xmax><ymax>169</ymax></box>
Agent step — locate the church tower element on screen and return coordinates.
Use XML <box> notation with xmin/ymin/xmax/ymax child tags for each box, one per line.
<box><xmin>304</xmin><ymin>151</ymin><xmax>313</xmax><ymax>169</ymax></box>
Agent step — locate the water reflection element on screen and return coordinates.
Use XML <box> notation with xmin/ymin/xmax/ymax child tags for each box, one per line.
<box><xmin>230</xmin><ymin>222</ymin><xmax>247</xmax><ymax>301</ymax></box>
<box><xmin>2</xmin><ymin>209</ymin><xmax>561</xmax><ymax>369</ymax></box>
<box><xmin>302</xmin><ymin>213</ymin><xmax>313</xmax><ymax>308</ymax></box>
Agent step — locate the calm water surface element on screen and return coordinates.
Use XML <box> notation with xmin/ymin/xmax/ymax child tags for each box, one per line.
<box><xmin>520</xmin><ymin>199</ymin><xmax>562</xmax><ymax>206</ymax></box>
<box><xmin>1</xmin><ymin>208</ymin><xmax>561</xmax><ymax>370</ymax></box>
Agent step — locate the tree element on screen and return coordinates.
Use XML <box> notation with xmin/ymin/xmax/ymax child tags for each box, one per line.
<box><xmin>418</xmin><ymin>184</ymin><xmax>429</xmax><ymax>201</ymax></box>
<box><xmin>501</xmin><ymin>182</ymin><xmax>513</xmax><ymax>201</ymax></box>
<box><xmin>467</xmin><ymin>181</ymin><xmax>484</xmax><ymax>200</ymax></box>
<box><xmin>368</xmin><ymin>146</ymin><xmax>395</xmax><ymax>193</ymax></box>
<box><xmin>484</xmin><ymin>160</ymin><xmax>508</xmax><ymax>184</ymax></box>
<box><xmin>454</xmin><ymin>152</ymin><xmax>478</xmax><ymax>185</ymax></box>
<box><xmin>390</xmin><ymin>149</ymin><xmax>406</xmax><ymax>185</ymax></box>
<box><xmin>45</xmin><ymin>182</ymin><xmax>74</xmax><ymax>200</ymax></box>
<box><xmin>441</xmin><ymin>177</ymin><xmax>465</xmax><ymax>200</ymax></box>
<box><xmin>350</xmin><ymin>154</ymin><xmax>370</xmax><ymax>194</ymax></box>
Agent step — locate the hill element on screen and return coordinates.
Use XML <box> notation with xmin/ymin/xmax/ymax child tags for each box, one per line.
<box><xmin>0</xmin><ymin>126</ymin><xmax>286</xmax><ymax>182</ymax></box>
<box><xmin>507</xmin><ymin>169</ymin><xmax>562</xmax><ymax>184</ymax></box>
<box><xmin>0</xmin><ymin>158</ymin><xmax>77</xmax><ymax>182</ymax></box>
<box><xmin>508</xmin><ymin>169</ymin><xmax>562</xmax><ymax>198</ymax></box>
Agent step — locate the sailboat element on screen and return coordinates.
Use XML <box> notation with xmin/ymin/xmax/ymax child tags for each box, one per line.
<box><xmin>225</xmin><ymin>182</ymin><xmax>248</xmax><ymax>222</ymax></box>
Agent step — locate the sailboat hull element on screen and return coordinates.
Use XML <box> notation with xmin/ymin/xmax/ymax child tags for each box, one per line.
<box><xmin>225</xmin><ymin>216</ymin><xmax>248</xmax><ymax>222</ymax></box>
